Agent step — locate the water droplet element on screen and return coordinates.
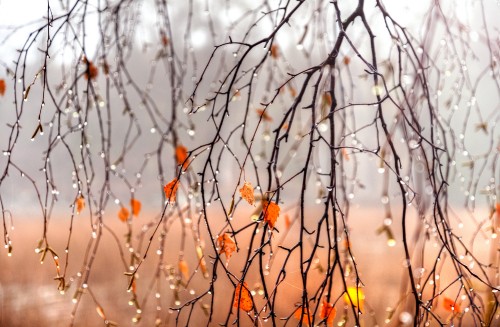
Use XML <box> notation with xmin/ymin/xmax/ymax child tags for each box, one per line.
<box><xmin>413</xmin><ymin>267</ymin><xmax>425</xmax><ymax>278</ymax></box>
<box><xmin>408</xmin><ymin>139</ymin><xmax>420</xmax><ymax>149</ymax></box>
<box><xmin>318</xmin><ymin>122</ymin><xmax>328</xmax><ymax>132</ymax></box>
<box><xmin>399</xmin><ymin>311</ymin><xmax>413</xmax><ymax>325</ymax></box>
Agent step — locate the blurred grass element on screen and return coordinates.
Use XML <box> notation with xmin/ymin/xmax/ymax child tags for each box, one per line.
<box><xmin>0</xmin><ymin>207</ymin><xmax>490</xmax><ymax>326</ymax></box>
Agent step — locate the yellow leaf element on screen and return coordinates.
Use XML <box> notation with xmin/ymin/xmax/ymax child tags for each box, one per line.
<box><xmin>343</xmin><ymin>286</ymin><xmax>365</xmax><ymax>311</ymax></box>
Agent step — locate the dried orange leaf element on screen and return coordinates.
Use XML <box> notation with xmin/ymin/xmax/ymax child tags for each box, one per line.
<box><xmin>496</xmin><ymin>202</ymin><xmax>500</xmax><ymax>217</ymax></box>
<box><xmin>443</xmin><ymin>297</ymin><xmax>461</xmax><ymax>313</ymax></box>
<box><xmin>289</xmin><ymin>85</ymin><xmax>297</xmax><ymax>98</ymax></box>
<box><xmin>131</xmin><ymin>280</ymin><xmax>137</xmax><ymax>294</ymax></box>
<box><xmin>75</xmin><ymin>196</ymin><xmax>85</xmax><ymax>214</ymax></box>
<box><xmin>178</xmin><ymin>259</ymin><xmax>189</xmax><ymax>280</ymax></box>
<box><xmin>131</xmin><ymin>198</ymin><xmax>141</xmax><ymax>216</ymax></box>
<box><xmin>475</xmin><ymin>122</ymin><xmax>488</xmax><ymax>133</ymax></box>
<box><xmin>160</xmin><ymin>31</ymin><xmax>169</xmax><ymax>47</ymax></box>
<box><xmin>321</xmin><ymin>92</ymin><xmax>332</xmax><ymax>111</ymax></box>
<box><xmin>294</xmin><ymin>306</ymin><xmax>312</xmax><ymax>325</ymax></box>
<box><xmin>233</xmin><ymin>282</ymin><xmax>253</xmax><ymax>312</ymax></box>
<box><xmin>323</xmin><ymin>92</ymin><xmax>332</xmax><ymax>104</ymax></box>
<box><xmin>164</xmin><ymin>178</ymin><xmax>180</xmax><ymax>203</ymax></box>
<box><xmin>23</xmin><ymin>85</ymin><xmax>31</xmax><ymax>101</ymax></box>
<box><xmin>84</xmin><ymin>61</ymin><xmax>99</xmax><ymax>80</ymax></box>
<box><xmin>163</xmin><ymin>35</ymin><xmax>169</xmax><ymax>46</ymax></box>
<box><xmin>270</xmin><ymin>44</ymin><xmax>279</xmax><ymax>59</ymax></box>
<box><xmin>227</xmin><ymin>196</ymin><xmax>235</xmax><ymax>216</ymax></box>
<box><xmin>30</xmin><ymin>123</ymin><xmax>43</xmax><ymax>141</ymax></box>
<box><xmin>239</xmin><ymin>181</ymin><xmax>255</xmax><ymax>205</ymax></box>
<box><xmin>343</xmin><ymin>55</ymin><xmax>351</xmax><ymax>65</ymax></box>
<box><xmin>218</xmin><ymin>233</ymin><xmax>236</xmax><ymax>261</ymax></box>
<box><xmin>284</xmin><ymin>214</ymin><xmax>291</xmax><ymax>229</ymax></box>
<box><xmin>196</xmin><ymin>245</ymin><xmax>209</xmax><ymax>278</ymax></box>
<box><xmin>320</xmin><ymin>301</ymin><xmax>336</xmax><ymax>326</ymax></box>
<box><xmin>262</xmin><ymin>201</ymin><xmax>280</xmax><ymax>229</ymax></box>
<box><xmin>175</xmin><ymin>145</ymin><xmax>189</xmax><ymax>170</ymax></box>
<box><xmin>341</xmin><ymin>148</ymin><xmax>350</xmax><ymax>161</ymax></box>
<box><xmin>232</xmin><ymin>89</ymin><xmax>241</xmax><ymax>101</ymax></box>
<box><xmin>54</xmin><ymin>256</ymin><xmax>61</xmax><ymax>274</ymax></box>
<box><xmin>96</xmin><ymin>306</ymin><xmax>106</xmax><ymax>320</ymax></box>
<box><xmin>0</xmin><ymin>79</ymin><xmax>5</xmax><ymax>96</ymax></box>
<box><xmin>343</xmin><ymin>286</ymin><xmax>365</xmax><ymax>311</ymax></box>
<box><xmin>256</xmin><ymin>109</ymin><xmax>272</xmax><ymax>122</ymax></box>
<box><xmin>102</xmin><ymin>61</ymin><xmax>110</xmax><ymax>75</ymax></box>
<box><xmin>118</xmin><ymin>207</ymin><xmax>130</xmax><ymax>222</ymax></box>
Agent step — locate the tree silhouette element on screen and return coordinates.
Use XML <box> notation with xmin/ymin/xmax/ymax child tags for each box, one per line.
<box><xmin>0</xmin><ymin>0</ymin><xmax>499</xmax><ymax>326</ymax></box>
